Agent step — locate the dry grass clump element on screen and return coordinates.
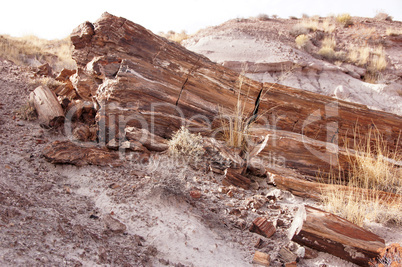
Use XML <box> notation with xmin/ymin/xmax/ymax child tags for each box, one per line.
<box><xmin>257</xmin><ymin>14</ymin><xmax>270</xmax><ymax>21</ymax></box>
<box><xmin>295</xmin><ymin>34</ymin><xmax>310</xmax><ymax>50</ymax></box>
<box><xmin>386</xmin><ymin>28</ymin><xmax>402</xmax><ymax>36</ymax></box>
<box><xmin>347</xmin><ymin>45</ymin><xmax>387</xmax><ymax>82</ymax></box>
<box><xmin>322</xmin><ymin>19</ymin><xmax>336</xmax><ymax>33</ymax></box>
<box><xmin>321</xmin><ymin>129</ymin><xmax>402</xmax><ymax>226</ymax></box>
<box><xmin>168</xmin><ymin>126</ymin><xmax>204</xmax><ymax>159</ymax></box>
<box><xmin>375</xmin><ymin>12</ymin><xmax>393</xmax><ymax>21</ymax></box>
<box><xmin>0</xmin><ymin>35</ymin><xmax>76</xmax><ymax>71</ymax></box>
<box><xmin>14</xmin><ymin>102</ymin><xmax>37</xmax><ymax>121</ymax></box>
<box><xmin>159</xmin><ymin>30</ymin><xmax>189</xmax><ymax>44</ymax></box>
<box><xmin>219</xmin><ymin>74</ymin><xmax>252</xmax><ymax>150</ymax></box>
<box><xmin>317</xmin><ymin>36</ymin><xmax>337</xmax><ymax>60</ymax></box>
<box><xmin>336</xmin><ymin>13</ymin><xmax>353</xmax><ymax>27</ymax></box>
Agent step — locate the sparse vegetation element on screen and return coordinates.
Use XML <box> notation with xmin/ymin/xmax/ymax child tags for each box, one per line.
<box><xmin>159</xmin><ymin>30</ymin><xmax>189</xmax><ymax>44</ymax></box>
<box><xmin>168</xmin><ymin>126</ymin><xmax>204</xmax><ymax>160</ymax></box>
<box><xmin>295</xmin><ymin>34</ymin><xmax>310</xmax><ymax>50</ymax></box>
<box><xmin>257</xmin><ymin>14</ymin><xmax>270</xmax><ymax>21</ymax></box>
<box><xmin>321</xmin><ymin>129</ymin><xmax>402</xmax><ymax>226</ymax></box>
<box><xmin>219</xmin><ymin>73</ymin><xmax>252</xmax><ymax>150</ymax></box>
<box><xmin>318</xmin><ymin>46</ymin><xmax>335</xmax><ymax>60</ymax></box>
<box><xmin>375</xmin><ymin>12</ymin><xmax>393</xmax><ymax>21</ymax></box>
<box><xmin>0</xmin><ymin>35</ymin><xmax>76</xmax><ymax>71</ymax></box>
<box><xmin>15</xmin><ymin>102</ymin><xmax>37</xmax><ymax>121</ymax></box>
<box><xmin>336</xmin><ymin>13</ymin><xmax>353</xmax><ymax>27</ymax></box>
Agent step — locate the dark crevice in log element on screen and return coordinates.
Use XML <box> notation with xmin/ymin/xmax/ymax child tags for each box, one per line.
<box><xmin>247</xmin><ymin>85</ymin><xmax>264</xmax><ymax>126</ymax></box>
<box><xmin>176</xmin><ymin>57</ymin><xmax>201</xmax><ymax>106</ymax></box>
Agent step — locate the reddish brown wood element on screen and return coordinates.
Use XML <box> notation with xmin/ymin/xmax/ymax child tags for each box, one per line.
<box><xmin>290</xmin><ymin>205</ymin><xmax>385</xmax><ymax>266</ymax></box>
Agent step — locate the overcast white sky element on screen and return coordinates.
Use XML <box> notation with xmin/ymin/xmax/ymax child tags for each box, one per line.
<box><xmin>1</xmin><ymin>0</ymin><xmax>401</xmax><ymax>40</ymax></box>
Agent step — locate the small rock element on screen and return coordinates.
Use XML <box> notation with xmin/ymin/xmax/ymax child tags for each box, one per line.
<box><xmin>190</xmin><ymin>190</ymin><xmax>201</xmax><ymax>199</ymax></box>
<box><xmin>16</xmin><ymin>121</ymin><xmax>25</xmax><ymax>126</ymax></box>
<box><xmin>252</xmin><ymin>251</ymin><xmax>270</xmax><ymax>266</ymax></box>
<box><xmin>103</xmin><ymin>214</ymin><xmax>127</xmax><ymax>233</ymax></box>
<box><xmin>249</xmin><ymin>217</ymin><xmax>276</xmax><ymax>238</ymax></box>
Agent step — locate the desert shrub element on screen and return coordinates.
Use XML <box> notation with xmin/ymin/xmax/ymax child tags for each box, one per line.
<box><xmin>318</xmin><ymin>46</ymin><xmax>335</xmax><ymax>60</ymax></box>
<box><xmin>322</xmin><ymin>19</ymin><xmax>336</xmax><ymax>33</ymax></box>
<box><xmin>257</xmin><ymin>14</ymin><xmax>270</xmax><ymax>21</ymax></box>
<box><xmin>321</xmin><ymin>36</ymin><xmax>336</xmax><ymax>49</ymax></box>
<box><xmin>15</xmin><ymin>102</ymin><xmax>37</xmax><ymax>121</ymax></box>
<box><xmin>321</xmin><ymin>129</ymin><xmax>402</xmax><ymax>226</ymax></box>
<box><xmin>168</xmin><ymin>126</ymin><xmax>204</xmax><ymax>159</ymax></box>
<box><xmin>375</xmin><ymin>12</ymin><xmax>393</xmax><ymax>21</ymax></box>
<box><xmin>295</xmin><ymin>34</ymin><xmax>310</xmax><ymax>49</ymax></box>
<box><xmin>289</xmin><ymin>16</ymin><xmax>298</xmax><ymax>20</ymax></box>
<box><xmin>300</xmin><ymin>18</ymin><xmax>320</xmax><ymax>31</ymax></box>
<box><xmin>290</xmin><ymin>24</ymin><xmax>310</xmax><ymax>36</ymax></box>
<box><xmin>336</xmin><ymin>13</ymin><xmax>353</xmax><ymax>27</ymax></box>
<box><xmin>159</xmin><ymin>30</ymin><xmax>189</xmax><ymax>44</ymax></box>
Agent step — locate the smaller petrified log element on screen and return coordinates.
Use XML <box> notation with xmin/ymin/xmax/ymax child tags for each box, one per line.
<box><xmin>29</xmin><ymin>86</ymin><xmax>64</xmax><ymax>127</ymax></box>
<box><xmin>289</xmin><ymin>205</ymin><xmax>385</xmax><ymax>266</ymax></box>
<box><xmin>249</xmin><ymin>217</ymin><xmax>276</xmax><ymax>238</ymax></box>
<box><xmin>252</xmin><ymin>251</ymin><xmax>270</xmax><ymax>266</ymax></box>
<box><xmin>42</xmin><ymin>140</ymin><xmax>122</xmax><ymax>166</ymax></box>
<box><xmin>222</xmin><ymin>168</ymin><xmax>250</xmax><ymax>190</ymax></box>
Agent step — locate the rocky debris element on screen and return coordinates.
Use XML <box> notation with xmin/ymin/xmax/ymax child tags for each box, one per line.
<box><xmin>54</xmin><ymin>68</ymin><xmax>77</xmax><ymax>99</ymax></box>
<box><xmin>289</xmin><ymin>205</ymin><xmax>385</xmax><ymax>266</ymax></box>
<box><xmin>250</xmin><ymin>217</ymin><xmax>276</xmax><ymax>238</ymax></box>
<box><xmin>103</xmin><ymin>214</ymin><xmax>127</xmax><ymax>233</ymax></box>
<box><xmin>252</xmin><ymin>251</ymin><xmax>271</xmax><ymax>266</ymax></box>
<box><xmin>35</xmin><ymin>63</ymin><xmax>53</xmax><ymax>77</ymax></box>
<box><xmin>125</xmin><ymin>126</ymin><xmax>168</xmax><ymax>152</ymax></box>
<box><xmin>42</xmin><ymin>140</ymin><xmax>122</xmax><ymax>166</ymax></box>
<box><xmin>29</xmin><ymin>86</ymin><xmax>64</xmax><ymax>127</ymax></box>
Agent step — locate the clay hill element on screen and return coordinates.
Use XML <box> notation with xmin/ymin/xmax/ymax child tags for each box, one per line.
<box><xmin>0</xmin><ymin>12</ymin><xmax>401</xmax><ymax>267</ymax></box>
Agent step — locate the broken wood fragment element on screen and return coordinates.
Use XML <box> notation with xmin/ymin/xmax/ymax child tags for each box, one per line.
<box><xmin>279</xmin><ymin>247</ymin><xmax>298</xmax><ymax>264</ymax></box>
<box><xmin>252</xmin><ymin>251</ymin><xmax>270</xmax><ymax>266</ymax></box>
<box><xmin>42</xmin><ymin>140</ymin><xmax>122</xmax><ymax>166</ymax></box>
<box><xmin>222</xmin><ymin>168</ymin><xmax>250</xmax><ymax>189</ymax></box>
<box><xmin>249</xmin><ymin>217</ymin><xmax>276</xmax><ymax>238</ymax></box>
<box><xmin>289</xmin><ymin>205</ymin><xmax>385</xmax><ymax>266</ymax></box>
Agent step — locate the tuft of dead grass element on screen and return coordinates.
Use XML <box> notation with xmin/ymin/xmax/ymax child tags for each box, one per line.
<box><xmin>159</xmin><ymin>30</ymin><xmax>189</xmax><ymax>44</ymax></box>
<box><xmin>0</xmin><ymin>35</ymin><xmax>76</xmax><ymax>71</ymax></box>
<box><xmin>336</xmin><ymin>13</ymin><xmax>353</xmax><ymax>27</ymax></box>
<box><xmin>321</xmin><ymin>128</ymin><xmax>402</xmax><ymax>226</ymax></box>
<box><xmin>168</xmin><ymin>126</ymin><xmax>204</xmax><ymax>159</ymax></box>
<box><xmin>295</xmin><ymin>34</ymin><xmax>310</xmax><ymax>50</ymax></box>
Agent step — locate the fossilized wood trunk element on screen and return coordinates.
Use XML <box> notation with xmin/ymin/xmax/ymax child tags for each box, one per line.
<box><xmin>290</xmin><ymin>205</ymin><xmax>385</xmax><ymax>266</ymax></box>
<box><xmin>69</xmin><ymin>12</ymin><xmax>402</xmax><ymax>177</ymax></box>
<box><xmin>29</xmin><ymin>86</ymin><xmax>64</xmax><ymax>127</ymax></box>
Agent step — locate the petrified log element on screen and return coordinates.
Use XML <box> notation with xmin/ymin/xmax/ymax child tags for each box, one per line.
<box><xmin>289</xmin><ymin>205</ymin><xmax>385</xmax><ymax>266</ymax></box>
<box><xmin>69</xmin><ymin>12</ymin><xmax>402</xmax><ymax>177</ymax></box>
<box><xmin>42</xmin><ymin>140</ymin><xmax>122</xmax><ymax>166</ymax></box>
<box><xmin>29</xmin><ymin>86</ymin><xmax>64</xmax><ymax>127</ymax></box>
